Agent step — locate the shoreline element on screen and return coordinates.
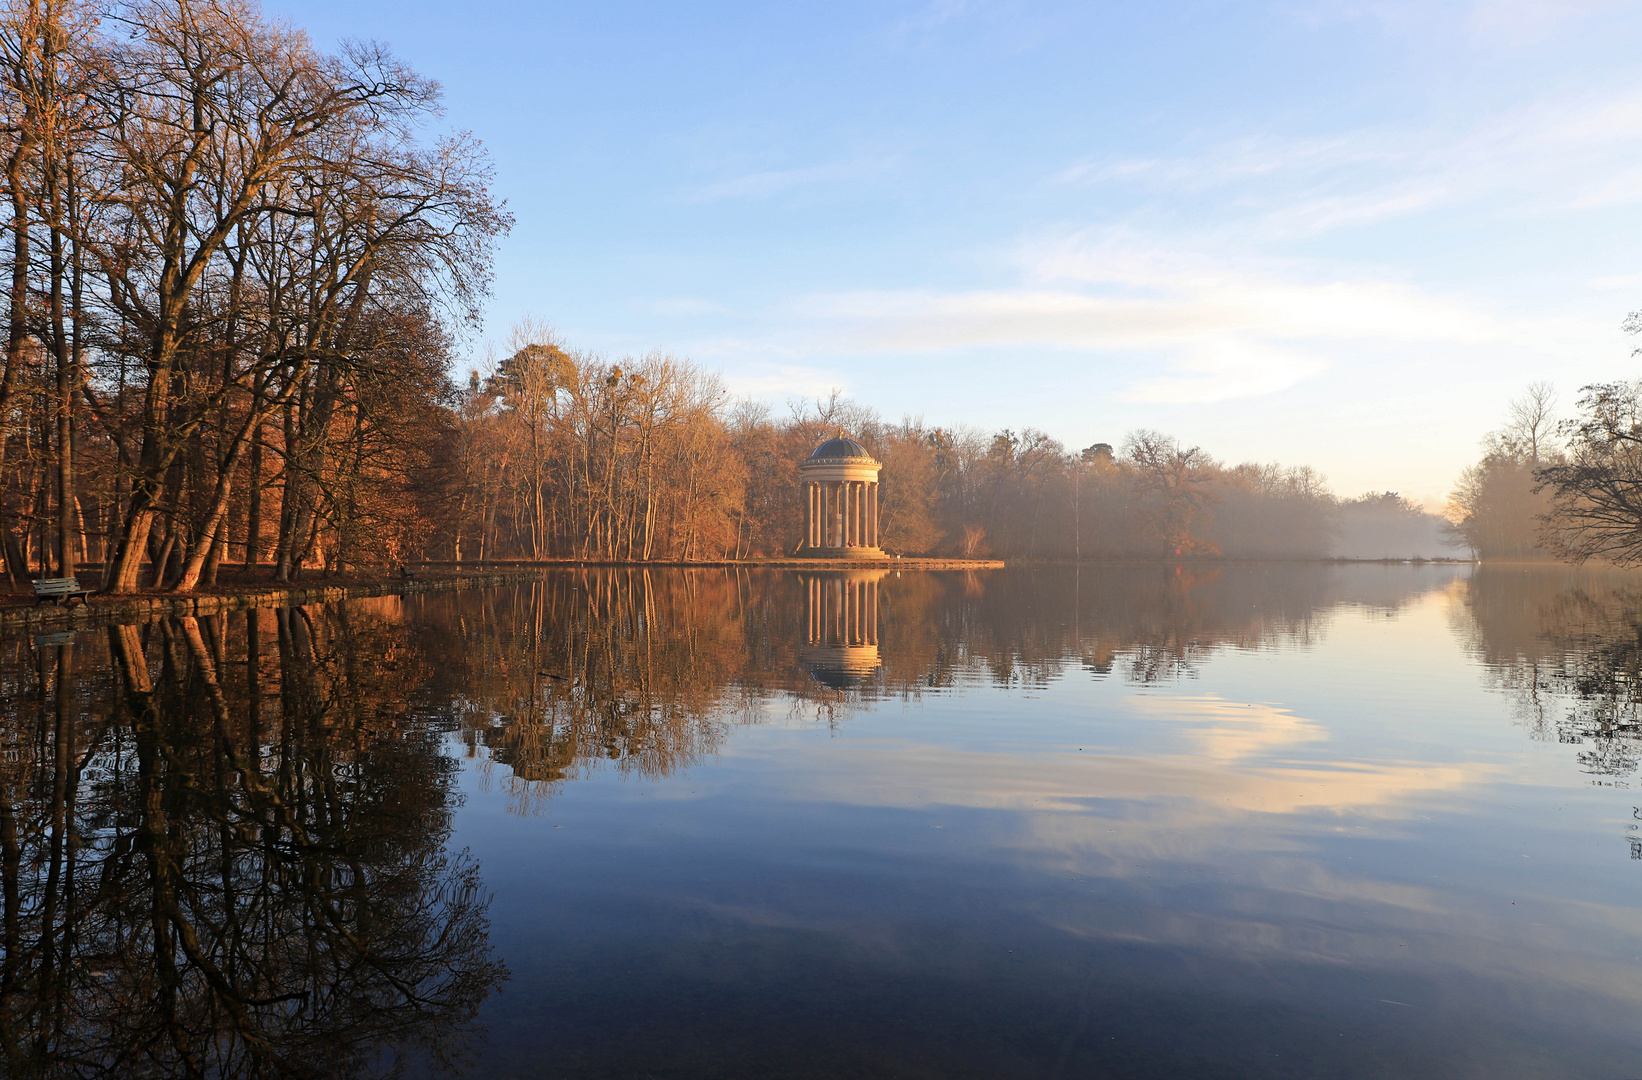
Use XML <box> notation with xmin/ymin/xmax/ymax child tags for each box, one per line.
<box><xmin>0</xmin><ymin>559</ymin><xmax>1006</xmax><ymax>632</ymax></box>
<box><xmin>0</xmin><ymin>555</ymin><xmax>1559</xmax><ymax>633</ymax></box>
<box><xmin>411</xmin><ymin>558</ymin><xmax>1009</xmax><ymax>570</ymax></box>
<box><xmin>0</xmin><ymin>570</ymin><xmax>539</xmax><ymax>632</ymax></box>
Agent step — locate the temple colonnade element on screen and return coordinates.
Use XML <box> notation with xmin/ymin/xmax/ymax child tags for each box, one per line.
<box><xmin>803</xmin><ymin>479</ymin><xmax>879</xmax><ymax>550</ymax></box>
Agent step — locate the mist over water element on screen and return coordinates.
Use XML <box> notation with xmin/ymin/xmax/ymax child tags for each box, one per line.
<box><xmin>4</xmin><ymin>565</ymin><xmax>1642</xmax><ymax>1077</ymax></box>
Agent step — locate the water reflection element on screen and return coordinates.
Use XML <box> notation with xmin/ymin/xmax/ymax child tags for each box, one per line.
<box><xmin>800</xmin><ymin>571</ymin><xmax>883</xmax><ymax>690</ymax></box>
<box><xmin>1461</xmin><ymin>567</ymin><xmax>1642</xmax><ymax>781</ymax></box>
<box><xmin>0</xmin><ymin>608</ymin><xmax>504</xmax><ymax>1079</ymax></box>
<box><xmin>14</xmin><ymin>564</ymin><xmax>1642</xmax><ymax>1076</ymax></box>
<box><xmin>416</xmin><ymin>564</ymin><xmax>1470</xmax><ymax>797</ymax></box>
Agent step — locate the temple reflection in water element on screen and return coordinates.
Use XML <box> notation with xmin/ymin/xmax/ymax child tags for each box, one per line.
<box><xmin>800</xmin><ymin>570</ymin><xmax>884</xmax><ymax>689</ymax></box>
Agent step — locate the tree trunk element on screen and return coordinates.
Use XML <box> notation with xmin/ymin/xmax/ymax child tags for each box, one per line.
<box><xmin>246</xmin><ymin>421</ymin><xmax>262</xmax><ymax>566</ymax></box>
<box><xmin>175</xmin><ymin>410</ymin><xmax>263</xmax><ymax>592</ymax></box>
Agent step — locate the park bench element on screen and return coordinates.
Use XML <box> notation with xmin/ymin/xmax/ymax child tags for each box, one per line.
<box><xmin>32</xmin><ymin>577</ymin><xmax>89</xmax><ymax>606</ymax></box>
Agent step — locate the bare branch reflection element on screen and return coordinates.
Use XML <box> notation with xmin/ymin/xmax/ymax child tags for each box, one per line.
<box><xmin>0</xmin><ymin>607</ymin><xmax>504</xmax><ymax>1080</ymax></box>
<box><xmin>1460</xmin><ymin>568</ymin><xmax>1642</xmax><ymax>780</ymax></box>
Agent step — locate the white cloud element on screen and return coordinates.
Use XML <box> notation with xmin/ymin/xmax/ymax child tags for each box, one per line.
<box><xmin>886</xmin><ymin>0</ymin><xmax>973</xmax><ymax>38</ymax></box>
<box><xmin>719</xmin><ymin>361</ymin><xmax>845</xmax><ymax>401</ymax></box>
<box><xmin>775</xmin><ymin>235</ymin><xmax>1508</xmax><ymax>403</ymax></box>
<box><xmin>1120</xmin><ymin>343</ymin><xmax>1325</xmax><ymax>405</ymax></box>
<box><xmin>687</xmin><ymin>158</ymin><xmax>896</xmax><ymax>202</ymax></box>
<box><xmin>649</xmin><ymin>298</ymin><xmax>732</xmax><ymax>317</ymax></box>
<box><xmin>1056</xmin><ymin>85</ymin><xmax>1642</xmax><ymax>238</ymax></box>
<box><xmin>1587</xmin><ymin>272</ymin><xmax>1642</xmax><ymax>292</ymax></box>
<box><xmin>1467</xmin><ymin>0</ymin><xmax>1629</xmax><ymax>41</ymax></box>
<box><xmin>1301</xmin><ymin>0</ymin><xmax>1629</xmax><ymax>45</ymax></box>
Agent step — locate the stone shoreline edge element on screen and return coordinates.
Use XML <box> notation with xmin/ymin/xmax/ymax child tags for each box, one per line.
<box><xmin>0</xmin><ymin>571</ymin><xmax>536</xmax><ymax>633</ymax></box>
<box><xmin>0</xmin><ymin>559</ymin><xmax>1007</xmax><ymax>632</ymax></box>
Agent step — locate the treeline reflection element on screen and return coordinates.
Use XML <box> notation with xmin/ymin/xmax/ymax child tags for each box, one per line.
<box><xmin>0</xmin><ymin>607</ymin><xmax>504</xmax><ymax>1079</ymax></box>
<box><xmin>403</xmin><ymin>564</ymin><xmax>1460</xmax><ymax>797</ymax></box>
<box><xmin>1460</xmin><ymin>567</ymin><xmax>1642</xmax><ymax>781</ymax></box>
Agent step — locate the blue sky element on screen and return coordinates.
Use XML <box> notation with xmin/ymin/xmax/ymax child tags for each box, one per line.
<box><xmin>268</xmin><ymin>0</ymin><xmax>1642</xmax><ymax>504</ymax></box>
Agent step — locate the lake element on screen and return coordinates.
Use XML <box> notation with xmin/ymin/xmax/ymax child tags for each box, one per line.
<box><xmin>4</xmin><ymin>564</ymin><xmax>1642</xmax><ymax>1078</ymax></box>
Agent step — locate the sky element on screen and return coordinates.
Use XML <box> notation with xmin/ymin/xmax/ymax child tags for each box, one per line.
<box><xmin>264</xmin><ymin>0</ymin><xmax>1642</xmax><ymax>506</ymax></box>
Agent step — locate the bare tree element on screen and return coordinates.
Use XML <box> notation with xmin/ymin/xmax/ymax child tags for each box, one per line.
<box><xmin>88</xmin><ymin>0</ymin><xmax>444</xmax><ymax>591</ymax></box>
<box><xmin>1537</xmin><ymin>381</ymin><xmax>1642</xmax><ymax>565</ymax></box>
<box><xmin>1495</xmin><ymin>381</ymin><xmax>1559</xmax><ymax>463</ymax></box>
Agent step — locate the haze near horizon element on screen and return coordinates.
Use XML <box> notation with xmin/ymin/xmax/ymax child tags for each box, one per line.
<box><xmin>267</xmin><ymin>0</ymin><xmax>1642</xmax><ymax>507</ymax></box>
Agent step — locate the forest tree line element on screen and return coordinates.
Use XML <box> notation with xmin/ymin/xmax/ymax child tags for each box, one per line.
<box><xmin>444</xmin><ymin>326</ymin><xmax>1455</xmax><ymax>568</ymax></box>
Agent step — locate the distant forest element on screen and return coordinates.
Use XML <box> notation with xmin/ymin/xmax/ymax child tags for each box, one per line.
<box><xmin>3</xmin><ymin>0</ymin><xmax>1639</xmax><ymax>593</ymax></box>
<box><xmin>432</xmin><ymin>325</ymin><xmax>1456</xmax><ymax>567</ymax></box>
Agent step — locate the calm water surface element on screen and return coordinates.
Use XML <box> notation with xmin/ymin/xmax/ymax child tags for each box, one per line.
<box><xmin>4</xmin><ymin>565</ymin><xmax>1642</xmax><ymax>1078</ymax></box>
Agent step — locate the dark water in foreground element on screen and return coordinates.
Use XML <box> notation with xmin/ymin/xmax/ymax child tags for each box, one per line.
<box><xmin>4</xmin><ymin>564</ymin><xmax>1642</xmax><ymax>1078</ymax></box>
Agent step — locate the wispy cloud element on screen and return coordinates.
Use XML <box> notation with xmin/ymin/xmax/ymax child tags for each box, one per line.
<box><xmin>1467</xmin><ymin>0</ymin><xmax>1630</xmax><ymax>40</ymax></box>
<box><xmin>647</xmin><ymin>298</ymin><xmax>732</xmax><ymax>318</ymax></box>
<box><xmin>1587</xmin><ymin>272</ymin><xmax>1642</xmax><ymax>293</ymax></box>
<box><xmin>686</xmin><ymin>157</ymin><xmax>897</xmax><ymax>202</ymax></box>
<box><xmin>1055</xmin><ymin>85</ymin><xmax>1642</xmax><ymax>239</ymax></box>
<box><xmin>719</xmin><ymin>361</ymin><xmax>844</xmax><ymax>401</ymax></box>
<box><xmin>777</xmin><ymin>234</ymin><xmax>1506</xmax><ymax>403</ymax></box>
<box><xmin>885</xmin><ymin>0</ymin><xmax>974</xmax><ymax>39</ymax></box>
<box><xmin>1300</xmin><ymin>0</ymin><xmax>1630</xmax><ymax>45</ymax></box>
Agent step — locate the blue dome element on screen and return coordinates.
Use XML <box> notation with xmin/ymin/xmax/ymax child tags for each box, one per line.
<box><xmin>809</xmin><ymin>437</ymin><xmax>872</xmax><ymax>459</ymax></box>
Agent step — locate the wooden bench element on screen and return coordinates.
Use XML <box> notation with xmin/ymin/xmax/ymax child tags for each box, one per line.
<box><xmin>32</xmin><ymin>577</ymin><xmax>89</xmax><ymax>606</ymax></box>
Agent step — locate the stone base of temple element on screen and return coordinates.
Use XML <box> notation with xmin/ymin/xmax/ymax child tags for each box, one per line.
<box><xmin>801</xmin><ymin>546</ymin><xmax>886</xmax><ymax>559</ymax></box>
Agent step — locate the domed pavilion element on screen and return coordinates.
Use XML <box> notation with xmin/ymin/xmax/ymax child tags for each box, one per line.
<box><xmin>799</xmin><ymin>433</ymin><xmax>883</xmax><ymax>558</ymax></box>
